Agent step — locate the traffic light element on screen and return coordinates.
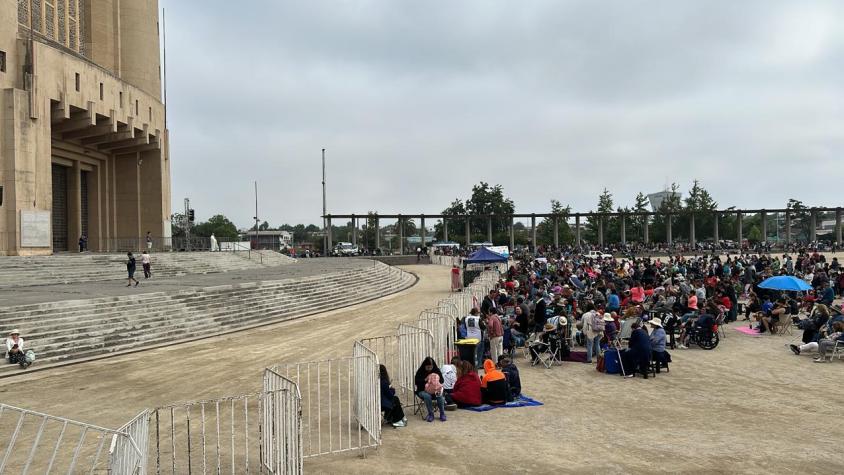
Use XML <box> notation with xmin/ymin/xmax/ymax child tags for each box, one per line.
<box><xmin>188</xmin><ymin>209</ymin><xmax>195</xmax><ymax>223</ymax></box>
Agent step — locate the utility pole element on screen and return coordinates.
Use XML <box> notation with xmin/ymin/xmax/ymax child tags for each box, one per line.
<box><xmin>322</xmin><ymin>148</ymin><xmax>327</xmax><ymax>254</ymax></box>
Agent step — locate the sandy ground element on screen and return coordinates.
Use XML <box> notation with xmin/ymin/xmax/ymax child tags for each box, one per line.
<box><xmin>2</xmin><ymin>265</ymin><xmax>843</xmax><ymax>474</ymax></box>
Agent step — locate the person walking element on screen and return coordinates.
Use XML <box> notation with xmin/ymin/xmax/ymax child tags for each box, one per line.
<box><xmin>146</xmin><ymin>231</ymin><xmax>153</xmax><ymax>251</ymax></box>
<box><xmin>126</xmin><ymin>252</ymin><xmax>139</xmax><ymax>287</ymax></box>
<box><xmin>78</xmin><ymin>235</ymin><xmax>86</xmax><ymax>253</ymax></box>
<box><xmin>141</xmin><ymin>250</ymin><xmax>152</xmax><ymax>279</ymax></box>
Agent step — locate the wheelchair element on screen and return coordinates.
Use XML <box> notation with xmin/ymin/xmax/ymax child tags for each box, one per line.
<box><xmin>685</xmin><ymin>322</ymin><xmax>720</xmax><ymax>350</ymax></box>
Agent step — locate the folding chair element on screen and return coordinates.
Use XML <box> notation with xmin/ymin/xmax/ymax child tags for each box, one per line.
<box><xmin>520</xmin><ymin>332</ymin><xmax>537</xmax><ymax>362</ymax></box>
<box><xmin>531</xmin><ymin>334</ymin><xmax>564</xmax><ymax>369</ymax></box>
<box><xmin>830</xmin><ymin>340</ymin><xmax>844</xmax><ymax>361</ymax></box>
<box><xmin>413</xmin><ymin>392</ymin><xmax>443</xmax><ymax>419</ymax></box>
<box><xmin>776</xmin><ymin>315</ymin><xmax>794</xmax><ymax>336</ymax></box>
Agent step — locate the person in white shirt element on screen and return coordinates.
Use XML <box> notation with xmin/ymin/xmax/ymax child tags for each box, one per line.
<box><xmin>6</xmin><ymin>329</ymin><xmax>26</xmax><ymax>367</ymax></box>
<box><xmin>440</xmin><ymin>355</ymin><xmax>460</xmax><ymax>410</ymax></box>
<box><xmin>462</xmin><ymin>308</ymin><xmax>486</xmax><ymax>367</ymax></box>
<box><xmin>141</xmin><ymin>250</ymin><xmax>152</xmax><ymax>279</ymax></box>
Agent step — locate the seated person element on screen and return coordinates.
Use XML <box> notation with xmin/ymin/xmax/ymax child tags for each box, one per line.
<box><xmin>743</xmin><ymin>292</ymin><xmax>762</xmax><ymax>321</ymax></box>
<box><xmin>5</xmin><ymin>329</ymin><xmax>28</xmax><ymax>368</ymax></box>
<box><xmin>379</xmin><ymin>365</ymin><xmax>406</xmax><ymax>427</ymax></box>
<box><xmin>448</xmin><ymin>361</ymin><xmax>482</xmax><ymax>407</ymax></box>
<box><xmin>529</xmin><ymin>323</ymin><xmax>555</xmax><ymax>364</ymax></box>
<box><xmin>441</xmin><ymin>356</ymin><xmax>459</xmax><ymax>395</ymax></box>
<box><xmin>480</xmin><ymin>359</ymin><xmax>510</xmax><ymax>404</ymax></box>
<box><xmin>602</xmin><ymin>313</ymin><xmax>617</xmax><ymax>344</ymax></box>
<box><xmin>760</xmin><ymin>298</ymin><xmax>788</xmax><ymax>334</ymax></box>
<box><xmin>621</xmin><ymin>319</ymin><xmax>651</xmax><ymax>378</ymax></box>
<box><xmin>498</xmin><ymin>355</ymin><xmax>521</xmax><ymax>398</ymax></box>
<box><xmin>649</xmin><ymin>318</ymin><xmax>668</xmax><ymax>372</ymax></box>
<box><xmin>790</xmin><ymin>321</ymin><xmax>844</xmax><ymax>362</ymax></box>
<box><xmin>795</xmin><ymin>304</ymin><xmax>830</xmax><ymax>344</ymax></box>
<box><xmin>414</xmin><ymin>357</ymin><xmax>446</xmax><ymax>422</ymax></box>
<box><xmin>509</xmin><ymin>306</ymin><xmax>529</xmax><ymax>347</ymax></box>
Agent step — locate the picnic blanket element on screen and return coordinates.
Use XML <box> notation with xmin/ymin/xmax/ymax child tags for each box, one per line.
<box><xmin>461</xmin><ymin>394</ymin><xmax>543</xmax><ymax>412</ymax></box>
<box><xmin>734</xmin><ymin>326</ymin><xmax>763</xmax><ymax>336</ymax></box>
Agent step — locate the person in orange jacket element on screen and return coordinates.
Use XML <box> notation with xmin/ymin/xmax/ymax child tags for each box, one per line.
<box><xmin>480</xmin><ymin>359</ymin><xmax>509</xmax><ymax>405</ymax></box>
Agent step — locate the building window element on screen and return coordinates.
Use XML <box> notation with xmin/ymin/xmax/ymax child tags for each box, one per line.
<box><xmin>99</xmin><ymin>82</ymin><xmax>104</xmax><ymax>100</ymax></box>
<box><xmin>0</xmin><ymin>51</ymin><xmax>5</xmax><ymax>73</ymax></box>
<box><xmin>19</xmin><ymin>1</ymin><xmax>83</xmax><ymax>54</ymax></box>
<box><xmin>119</xmin><ymin>91</ymin><xmax>123</xmax><ymax>108</ymax></box>
<box><xmin>74</xmin><ymin>72</ymin><xmax>80</xmax><ymax>91</ymax></box>
<box><xmin>149</xmin><ymin>106</ymin><xmax>152</xmax><ymax>121</ymax></box>
<box><xmin>135</xmin><ymin>99</ymin><xmax>139</xmax><ymax>115</ymax></box>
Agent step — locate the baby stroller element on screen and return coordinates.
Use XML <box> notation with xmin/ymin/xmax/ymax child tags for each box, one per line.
<box><xmin>686</xmin><ymin>313</ymin><xmax>719</xmax><ymax>350</ymax></box>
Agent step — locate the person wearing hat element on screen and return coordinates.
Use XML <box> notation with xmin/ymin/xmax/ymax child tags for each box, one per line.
<box><xmin>602</xmin><ymin>313</ymin><xmax>618</xmax><ymax>343</ymax></box>
<box><xmin>528</xmin><ymin>323</ymin><xmax>557</xmax><ymax>365</ymax></box>
<box><xmin>5</xmin><ymin>329</ymin><xmax>25</xmax><ymax>366</ymax></box>
<box><xmin>649</xmin><ymin>318</ymin><xmax>668</xmax><ymax>373</ymax></box>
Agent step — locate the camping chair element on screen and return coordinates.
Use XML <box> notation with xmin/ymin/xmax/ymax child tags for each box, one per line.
<box><xmin>829</xmin><ymin>340</ymin><xmax>844</xmax><ymax>361</ymax></box>
<box><xmin>714</xmin><ymin>311</ymin><xmax>727</xmax><ymax>339</ymax></box>
<box><xmin>531</xmin><ymin>333</ymin><xmax>564</xmax><ymax>369</ymax></box>
<box><xmin>618</xmin><ymin>318</ymin><xmax>636</xmax><ymax>348</ymax></box>
<box><xmin>520</xmin><ymin>332</ymin><xmax>537</xmax><ymax>361</ymax></box>
<box><xmin>413</xmin><ymin>392</ymin><xmax>443</xmax><ymax>419</ymax></box>
<box><xmin>776</xmin><ymin>314</ymin><xmax>794</xmax><ymax>336</ymax></box>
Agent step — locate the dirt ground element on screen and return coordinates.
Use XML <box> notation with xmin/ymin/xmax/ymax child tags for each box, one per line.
<box><xmin>3</xmin><ymin>265</ymin><xmax>843</xmax><ymax>474</ymax></box>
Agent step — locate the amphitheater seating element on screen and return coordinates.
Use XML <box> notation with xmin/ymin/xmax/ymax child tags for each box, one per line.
<box><xmin>0</xmin><ymin>250</ymin><xmax>295</xmax><ymax>288</ymax></box>
<box><xmin>0</xmin><ymin>262</ymin><xmax>415</xmax><ymax>375</ymax></box>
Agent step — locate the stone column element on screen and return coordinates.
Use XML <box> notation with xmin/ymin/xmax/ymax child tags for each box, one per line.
<box><xmin>88</xmin><ymin>164</ymin><xmax>103</xmax><ymax>251</ymax></box>
<box><xmin>737</xmin><ymin>212</ymin><xmax>743</xmax><ymax>245</ymax></box>
<box><xmin>531</xmin><ymin>214</ymin><xmax>537</xmax><ymax>251</ymax></box>
<box><xmin>67</xmin><ymin>161</ymin><xmax>82</xmax><ymax>249</ymax></box>
<box><xmin>351</xmin><ymin>215</ymin><xmax>357</xmax><ymax>246</ymax></box>
<box><xmin>397</xmin><ymin>216</ymin><xmax>404</xmax><ymax>255</ymax></box>
<box><xmin>465</xmin><ymin>216</ymin><xmax>471</xmax><ymax>247</ymax></box>
<box><xmin>114</xmin><ymin>154</ymin><xmax>142</xmax><ymax>248</ymax></box>
<box><xmin>575</xmin><ymin>215</ymin><xmax>581</xmax><ymax>247</ymax></box>
<box><xmin>553</xmin><ymin>216</ymin><xmax>559</xmax><ymax>248</ymax></box>
<box><xmin>620</xmin><ymin>214</ymin><xmax>626</xmax><ymax>245</ymax></box>
<box><xmin>509</xmin><ymin>217</ymin><xmax>515</xmax><ymax>251</ymax></box>
<box><xmin>420</xmin><ymin>215</ymin><xmax>426</xmax><ymax>247</ymax></box>
<box><xmin>784</xmin><ymin>211</ymin><xmax>791</xmax><ymax>244</ymax></box>
<box><xmin>761</xmin><ymin>211</ymin><xmax>768</xmax><ymax>242</ymax></box>
<box><xmin>836</xmin><ymin>208</ymin><xmax>842</xmax><ymax>247</ymax></box>
<box><xmin>326</xmin><ymin>217</ymin><xmax>332</xmax><ymax>250</ymax></box>
<box><xmin>666</xmin><ymin>214</ymin><xmax>673</xmax><ymax>246</ymax></box>
<box><xmin>643</xmin><ymin>215</ymin><xmax>649</xmax><ymax>244</ymax></box>
<box><xmin>443</xmin><ymin>218</ymin><xmax>449</xmax><ymax>242</ymax></box>
<box><xmin>713</xmin><ymin>212</ymin><xmax>719</xmax><ymax>243</ymax></box>
<box><xmin>689</xmin><ymin>212</ymin><xmax>696</xmax><ymax>248</ymax></box>
<box><xmin>810</xmin><ymin>210</ymin><xmax>817</xmax><ymax>242</ymax></box>
<box><xmin>487</xmin><ymin>216</ymin><xmax>493</xmax><ymax>243</ymax></box>
<box><xmin>375</xmin><ymin>216</ymin><xmax>381</xmax><ymax>250</ymax></box>
<box><xmin>598</xmin><ymin>215</ymin><xmax>604</xmax><ymax>248</ymax></box>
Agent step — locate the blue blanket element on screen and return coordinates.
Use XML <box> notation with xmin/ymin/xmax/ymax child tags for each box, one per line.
<box><xmin>460</xmin><ymin>395</ymin><xmax>543</xmax><ymax>412</ymax></box>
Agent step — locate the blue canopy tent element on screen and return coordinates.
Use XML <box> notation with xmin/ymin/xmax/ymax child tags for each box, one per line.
<box><xmin>464</xmin><ymin>247</ymin><xmax>508</xmax><ymax>264</ymax></box>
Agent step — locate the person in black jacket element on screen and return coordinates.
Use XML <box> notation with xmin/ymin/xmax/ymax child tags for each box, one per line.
<box><xmin>126</xmin><ymin>252</ymin><xmax>139</xmax><ymax>287</ymax></box>
<box><xmin>380</xmin><ymin>365</ymin><xmax>406</xmax><ymax>427</ymax></box>
<box><xmin>621</xmin><ymin>319</ymin><xmax>652</xmax><ymax>378</ymax></box>
<box><xmin>414</xmin><ymin>357</ymin><xmax>446</xmax><ymax>422</ymax></box>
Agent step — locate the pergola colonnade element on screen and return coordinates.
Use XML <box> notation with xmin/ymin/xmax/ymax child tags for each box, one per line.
<box><xmin>325</xmin><ymin>207</ymin><xmax>844</xmax><ymax>253</ymax></box>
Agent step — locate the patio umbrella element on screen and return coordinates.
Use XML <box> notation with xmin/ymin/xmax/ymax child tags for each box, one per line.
<box><xmin>758</xmin><ymin>275</ymin><xmax>812</xmax><ymax>292</ymax></box>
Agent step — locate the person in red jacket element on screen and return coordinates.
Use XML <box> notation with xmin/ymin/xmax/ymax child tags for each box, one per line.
<box><xmin>448</xmin><ymin>361</ymin><xmax>482</xmax><ymax>408</ymax></box>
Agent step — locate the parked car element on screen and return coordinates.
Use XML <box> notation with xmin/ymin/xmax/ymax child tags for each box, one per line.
<box><xmin>332</xmin><ymin>242</ymin><xmax>359</xmax><ymax>256</ymax></box>
<box><xmin>585</xmin><ymin>250</ymin><xmax>613</xmax><ymax>259</ymax></box>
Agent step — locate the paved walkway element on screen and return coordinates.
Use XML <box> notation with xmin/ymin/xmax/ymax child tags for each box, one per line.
<box><xmin>0</xmin><ymin>258</ymin><xmax>373</xmax><ymax>306</ymax></box>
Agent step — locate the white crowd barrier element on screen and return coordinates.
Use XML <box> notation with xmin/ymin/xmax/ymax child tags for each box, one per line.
<box><xmin>396</xmin><ymin>323</ymin><xmax>436</xmax><ymax>396</ymax></box>
<box><xmin>0</xmin><ymin>403</ymin><xmax>143</xmax><ymax>474</ymax></box>
<box><xmin>262</xmin><ymin>368</ymin><xmax>304</xmax><ymax>475</ymax></box>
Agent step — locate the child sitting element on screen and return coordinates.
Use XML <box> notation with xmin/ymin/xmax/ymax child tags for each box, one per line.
<box><xmin>425</xmin><ymin>372</ymin><xmax>444</xmax><ymax>396</ymax></box>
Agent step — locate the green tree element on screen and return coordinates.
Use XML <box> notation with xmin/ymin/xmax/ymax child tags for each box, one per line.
<box><xmin>464</xmin><ymin>182</ymin><xmax>516</xmax><ymax>244</ymax></box>
<box><xmin>787</xmin><ymin>198</ymin><xmax>811</xmax><ymax>241</ymax></box>
<box><xmin>632</xmin><ymin>192</ymin><xmax>650</xmax><ymax>243</ymax></box>
<box><xmin>651</xmin><ymin>183</ymin><xmax>682</xmax><ymax>242</ymax></box>
<box><xmin>677</xmin><ymin>179</ymin><xmax>718</xmax><ymax>242</ymax></box>
<box><xmin>170</xmin><ymin>212</ymin><xmax>186</xmax><ymax>238</ymax></box>
<box><xmin>434</xmin><ymin>199</ymin><xmax>467</xmax><ymax>244</ymax></box>
<box><xmin>192</xmin><ymin>214</ymin><xmax>239</xmax><ymax>239</ymax></box>
<box><xmin>585</xmin><ymin>188</ymin><xmax>617</xmax><ymax>245</ymax></box>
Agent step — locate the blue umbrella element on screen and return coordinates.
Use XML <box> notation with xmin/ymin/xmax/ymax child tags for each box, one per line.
<box><xmin>758</xmin><ymin>276</ymin><xmax>812</xmax><ymax>292</ymax></box>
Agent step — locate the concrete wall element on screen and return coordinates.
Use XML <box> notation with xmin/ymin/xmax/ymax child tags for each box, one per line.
<box><xmin>118</xmin><ymin>0</ymin><xmax>161</xmax><ymax>99</ymax></box>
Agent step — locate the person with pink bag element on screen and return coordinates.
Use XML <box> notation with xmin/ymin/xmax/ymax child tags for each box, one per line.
<box><xmin>414</xmin><ymin>357</ymin><xmax>447</xmax><ymax>422</ymax></box>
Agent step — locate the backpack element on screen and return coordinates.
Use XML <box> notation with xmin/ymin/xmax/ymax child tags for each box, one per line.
<box><xmin>591</xmin><ymin>313</ymin><xmax>606</xmax><ymax>333</ymax></box>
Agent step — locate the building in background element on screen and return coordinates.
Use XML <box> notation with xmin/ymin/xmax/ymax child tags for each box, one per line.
<box><xmin>647</xmin><ymin>190</ymin><xmax>681</xmax><ymax>212</ymax></box>
<box><xmin>0</xmin><ymin>0</ymin><xmax>170</xmax><ymax>254</ymax></box>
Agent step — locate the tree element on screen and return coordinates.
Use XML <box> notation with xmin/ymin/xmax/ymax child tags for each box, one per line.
<box><xmin>536</xmin><ymin>200</ymin><xmax>572</xmax><ymax>246</ymax></box>
<box><xmin>464</xmin><ymin>182</ymin><xmax>516</xmax><ymax>243</ymax></box>
<box><xmin>434</xmin><ymin>199</ymin><xmax>467</xmax><ymax>243</ymax></box>
<box><xmin>787</xmin><ymin>198</ymin><xmax>811</xmax><ymax>242</ymax></box>
<box><xmin>192</xmin><ymin>214</ymin><xmax>239</xmax><ymax>239</ymax></box>
<box><xmin>677</xmin><ymin>179</ymin><xmax>718</xmax><ymax>241</ymax></box>
<box><xmin>632</xmin><ymin>192</ymin><xmax>650</xmax><ymax>242</ymax></box>
<box><xmin>651</xmin><ymin>183</ymin><xmax>682</xmax><ymax>242</ymax></box>
<box><xmin>585</xmin><ymin>188</ymin><xmax>616</xmax><ymax>245</ymax></box>
<box><xmin>171</xmin><ymin>213</ymin><xmax>186</xmax><ymax>238</ymax></box>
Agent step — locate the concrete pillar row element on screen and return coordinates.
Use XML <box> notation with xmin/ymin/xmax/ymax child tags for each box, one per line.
<box><xmin>351</xmin><ymin>216</ymin><xmax>357</xmax><ymax>246</ymax></box>
<box><xmin>465</xmin><ymin>216</ymin><xmax>471</xmax><ymax>247</ymax></box>
<box><xmin>737</xmin><ymin>212</ymin><xmax>743</xmax><ymax>244</ymax></box>
<box><xmin>689</xmin><ymin>213</ymin><xmax>696</xmax><ymax>248</ymax></box>
<box><xmin>713</xmin><ymin>212</ymin><xmax>719</xmax><ymax>243</ymax></box>
<box><xmin>620</xmin><ymin>214</ymin><xmax>626</xmax><ymax>245</ymax></box>
<box><xmin>784</xmin><ymin>212</ymin><xmax>791</xmax><ymax>244</ymax></box>
<box><xmin>531</xmin><ymin>215</ymin><xmax>537</xmax><ymax>251</ymax></box>
<box><xmin>598</xmin><ymin>215</ymin><xmax>604</xmax><ymax>248</ymax></box>
<box><xmin>761</xmin><ymin>211</ymin><xmax>768</xmax><ymax>242</ymax></box>
<box><xmin>575</xmin><ymin>215</ymin><xmax>581</xmax><ymax>247</ymax></box>
<box><xmin>836</xmin><ymin>209</ymin><xmax>842</xmax><ymax>247</ymax></box>
<box><xmin>420</xmin><ymin>216</ymin><xmax>426</xmax><ymax>248</ymax></box>
<box><xmin>375</xmin><ymin>217</ymin><xmax>381</xmax><ymax>250</ymax></box>
<box><xmin>398</xmin><ymin>216</ymin><xmax>404</xmax><ymax>255</ymax></box>
<box><xmin>443</xmin><ymin>219</ymin><xmax>449</xmax><ymax>242</ymax></box>
<box><xmin>553</xmin><ymin>216</ymin><xmax>559</xmax><ymax>248</ymax></box>
<box><xmin>509</xmin><ymin>217</ymin><xmax>515</xmax><ymax>251</ymax></box>
<box><xmin>666</xmin><ymin>214</ymin><xmax>673</xmax><ymax>246</ymax></box>
<box><xmin>643</xmin><ymin>216</ymin><xmax>649</xmax><ymax>244</ymax></box>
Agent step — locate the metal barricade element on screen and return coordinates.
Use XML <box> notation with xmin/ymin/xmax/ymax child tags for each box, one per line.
<box><xmin>111</xmin><ymin>410</ymin><xmax>149</xmax><ymax>475</ymax></box>
<box><xmin>281</xmin><ymin>355</ymin><xmax>379</xmax><ymax>458</ymax></box>
<box><xmin>396</xmin><ymin>323</ymin><xmax>435</xmax><ymax>396</ymax></box>
<box><xmin>352</xmin><ymin>342</ymin><xmax>381</xmax><ymax>451</ymax></box>
<box><xmin>0</xmin><ymin>403</ymin><xmax>141</xmax><ymax>474</ymax></box>
<box><xmin>262</xmin><ymin>368</ymin><xmax>303</xmax><ymax>475</ymax></box>
<box><xmin>150</xmin><ymin>392</ymin><xmax>270</xmax><ymax>474</ymax></box>
<box><xmin>417</xmin><ymin>310</ymin><xmax>457</xmax><ymax>365</ymax></box>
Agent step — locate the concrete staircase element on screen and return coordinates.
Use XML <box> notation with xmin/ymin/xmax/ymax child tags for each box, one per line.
<box><xmin>0</xmin><ymin>262</ymin><xmax>415</xmax><ymax>375</ymax></box>
<box><xmin>0</xmin><ymin>251</ymin><xmax>295</xmax><ymax>288</ymax></box>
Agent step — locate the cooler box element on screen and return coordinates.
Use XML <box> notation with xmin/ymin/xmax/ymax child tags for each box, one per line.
<box><xmin>456</xmin><ymin>338</ymin><xmax>479</xmax><ymax>363</ymax></box>
<box><xmin>604</xmin><ymin>349</ymin><xmax>622</xmax><ymax>374</ymax></box>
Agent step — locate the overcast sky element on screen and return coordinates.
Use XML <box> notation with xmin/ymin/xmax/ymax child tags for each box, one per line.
<box><xmin>163</xmin><ymin>0</ymin><xmax>844</xmax><ymax>228</ymax></box>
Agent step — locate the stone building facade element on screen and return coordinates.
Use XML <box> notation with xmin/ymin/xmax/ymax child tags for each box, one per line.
<box><xmin>0</xmin><ymin>0</ymin><xmax>170</xmax><ymax>254</ymax></box>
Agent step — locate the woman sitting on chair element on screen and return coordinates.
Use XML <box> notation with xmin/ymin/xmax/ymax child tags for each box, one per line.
<box><xmin>414</xmin><ymin>357</ymin><xmax>446</xmax><ymax>422</ymax></box>
<box><xmin>621</xmin><ymin>319</ymin><xmax>652</xmax><ymax>379</ymax></box>
<box><xmin>380</xmin><ymin>365</ymin><xmax>407</xmax><ymax>427</ymax></box>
